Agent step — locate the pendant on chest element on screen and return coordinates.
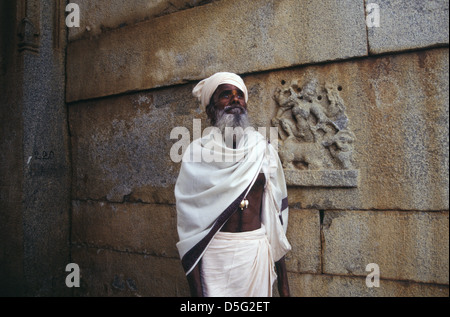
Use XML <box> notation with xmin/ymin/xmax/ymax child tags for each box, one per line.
<box><xmin>239</xmin><ymin>199</ymin><xmax>249</xmax><ymax>211</ymax></box>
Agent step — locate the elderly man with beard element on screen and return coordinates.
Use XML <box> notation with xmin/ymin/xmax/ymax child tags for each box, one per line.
<box><xmin>175</xmin><ymin>72</ymin><xmax>291</xmax><ymax>297</ymax></box>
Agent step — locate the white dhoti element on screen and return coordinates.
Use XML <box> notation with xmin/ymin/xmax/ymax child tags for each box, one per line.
<box><xmin>200</xmin><ymin>225</ymin><xmax>276</xmax><ymax>297</ymax></box>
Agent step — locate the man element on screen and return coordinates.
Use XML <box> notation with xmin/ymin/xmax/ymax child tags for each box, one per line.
<box><xmin>175</xmin><ymin>72</ymin><xmax>291</xmax><ymax>297</ymax></box>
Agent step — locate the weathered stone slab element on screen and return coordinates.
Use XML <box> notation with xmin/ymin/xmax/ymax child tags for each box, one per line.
<box><xmin>322</xmin><ymin>210</ymin><xmax>449</xmax><ymax>285</ymax></box>
<box><xmin>288</xmin><ymin>273</ymin><xmax>449</xmax><ymax>297</ymax></box>
<box><xmin>69</xmin><ymin>0</ymin><xmax>218</xmax><ymax>41</ymax></box>
<box><xmin>72</xmin><ymin>246</ymin><xmax>188</xmax><ymax>296</ymax></box>
<box><xmin>367</xmin><ymin>0</ymin><xmax>449</xmax><ymax>54</ymax></box>
<box><xmin>285</xmin><ymin>209</ymin><xmax>321</xmax><ymax>273</ymax></box>
<box><xmin>66</xmin><ymin>0</ymin><xmax>367</xmax><ymax>102</ymax></box>
<box><xmin>68</xmin><ymin>84</ymin><xmax>200</xmax><ymax>204</ymax></box>
<box><xmin>72</xmin><ymin>200</ymin><xmax>179</xmax><ymax>258</ymax></box>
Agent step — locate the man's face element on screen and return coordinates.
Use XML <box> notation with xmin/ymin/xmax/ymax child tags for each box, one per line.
<box><xmin>211</xmin><ymin>84</ymin><xmax>247</xmax><ymax>114</ymax></box>
<box><xmin>208</xmin><ymin>84</ymin><xmax>250</xmax><ymax>143</ymax></box>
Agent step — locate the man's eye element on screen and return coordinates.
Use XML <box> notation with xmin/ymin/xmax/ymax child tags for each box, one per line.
<box><xmin>219</xmin><ymin>91</ymin><xmax>244</xmax><ymax>100</ymax></box>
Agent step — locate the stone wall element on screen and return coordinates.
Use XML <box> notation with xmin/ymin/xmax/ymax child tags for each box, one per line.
<box><xmin>67</xmin><ymin>0</ymin><xmax>449</xmax><ymax>296</ymax></box>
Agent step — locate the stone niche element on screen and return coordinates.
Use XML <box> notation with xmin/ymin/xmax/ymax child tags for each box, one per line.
<box><xmin>272</xmin><ymin>79</ymin><xmax>359</xmax><ymax>187</ymax></box>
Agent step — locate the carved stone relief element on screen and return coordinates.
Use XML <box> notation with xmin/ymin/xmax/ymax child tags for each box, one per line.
<box><xmin>272</xmin><ymin>79</ymin><xmax>359</xmax><ymax>187</ymax></box>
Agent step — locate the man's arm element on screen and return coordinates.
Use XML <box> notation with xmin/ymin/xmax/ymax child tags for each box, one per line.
<box><xmin>275</xmin><ymin>256</ymin><xmax>290</xmax><ymax>297</ymax></box>
<box><xmin>186</xmin><ymin>260</ymin><xmax>203</xmax><ymax>297</ymax></box>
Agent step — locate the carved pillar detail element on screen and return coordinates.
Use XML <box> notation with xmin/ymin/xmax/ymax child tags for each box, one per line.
<box><xmin>17</xmin><ymin>0</ymin><xmax>41</xmax><ymax>53</ymax></box>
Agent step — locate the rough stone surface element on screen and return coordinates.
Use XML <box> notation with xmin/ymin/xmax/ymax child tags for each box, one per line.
<box><xmin>288</xmin><ymin>273</ymin><xmax>449</xmax><ymax>297</ymax></box>
<box><xmin>285</xmin><ymin>209</ymin><xmax>321</xmax><ymax>274</ymax></box>
<box><xmin>68</xmin><ymin>0</ymin><xmax>219</xmax><ymax>41</ymax></box>
<box><xmin>66</xmin><ymin>0</ymin><xmax>367</xmax><ymax>102</ymax></box>
<box><xmin>72</xmin><ymin>200</ymin><xmax>178</xmax><ymax>258</ymax></box>
<box><xmin>69</xmin><ymin>84</ymin><xmax>201</xmax><ymax>204</ymax></box>
<box><xmin>1</xmin><ymin>0</ymin><xmax>71</xmax><ymax>296</ymax></box>
<box><xmin>366</xmin><ymin>0</ymin><xmax>449</xmax><ymax>54</ymax></box>
<box><xmin>284</xmin><ymin>170</ymin><xmax>359</xmax><ymax>187</ymax></box>
<box><xmin>21</xmin><ymin>3</ymin><xmax>71</xmax><ymax>295</ymax></box>
<box><xmin>71</xmin><ymin>246</ymin><xmax>188</xmax><ymax>296</ymax></box>
<box><xmin>322</xmin><ymin>210</ymin><xmax>449</xmax><ymax>285</ymax></box>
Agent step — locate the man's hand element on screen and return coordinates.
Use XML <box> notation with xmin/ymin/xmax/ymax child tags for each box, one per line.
<box><xmin>275</xmin><ymin>256</ymin><xmax>290</xmax><ymax>297</ymax></box>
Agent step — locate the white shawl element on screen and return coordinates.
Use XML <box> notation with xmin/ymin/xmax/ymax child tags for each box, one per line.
<box><xmin>175</xmin><ymin>128</ymin><xmax>290</xmax><ymax>274</ymax></box>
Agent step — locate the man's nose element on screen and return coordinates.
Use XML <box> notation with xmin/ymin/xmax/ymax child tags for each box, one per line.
<box><xmin>230</xmin><ymin>91</ymin><xmax>240</xmax><ymax>103</ymax></box>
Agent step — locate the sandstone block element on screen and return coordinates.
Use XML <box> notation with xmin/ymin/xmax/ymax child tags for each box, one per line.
<box><xmin>68</xmin><ymin>84</ymin><xmax>200</xmax><ymax>204</ymax></box>
<box><xmin>322</xmin><ymin>210</ymin><xmax>449</xmax><ymax>285</ymax></box>
<box><xmin>72</xmin><ymin>200</ymin><xmax>179</xmax><ymax>258</ymax></box>
<box><xmin>69</xmin><ymin>0</ymin><xmax>218</xmax><ymax>41</ymax></box>
<box><xmin>367</xmin><ymin>0</ymin><xmax>449</xmax><ymax>54</ymax></box>
<box><xmin>285</xmin><ymin>209</ymin><xmax>321</xmax><ymax>273</ymax></box>
<box><xmin>72</xmin><ymin>246</ymin><xmax>188</xmax><ymax>296</ymax></box>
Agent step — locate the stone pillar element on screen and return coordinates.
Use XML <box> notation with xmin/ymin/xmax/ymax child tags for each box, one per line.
<box><xmin>0</xmin><ymin>0</ymin><xmax>70</xmax><ymax>296</ymax></box>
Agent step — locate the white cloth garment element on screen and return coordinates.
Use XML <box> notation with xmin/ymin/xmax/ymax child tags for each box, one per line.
<box><xmin>200</xmin><ymin>225</ymin><xmax>276</xmax><ymax>297</ymax></box>
<box><xmin>175</xmin><ymin>128</ymin><xmax>290</xmax><ymax>275</ymax></box>
<box><xmin>192</xmin><ymin>72</ymin><xmax>249</xmax><ymax>111</ymax></box>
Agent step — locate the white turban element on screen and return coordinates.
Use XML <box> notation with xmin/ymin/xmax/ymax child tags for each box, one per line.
<box><xmin>192</xmin><ymin>72</ymin><xmax>248</xmax><ymax>111</ymax></box>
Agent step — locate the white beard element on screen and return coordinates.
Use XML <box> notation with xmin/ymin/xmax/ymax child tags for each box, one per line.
<box><xmin>215</xmin><ymin>110</ymin><xmax>250</xmax><ymax>148</ymax></box>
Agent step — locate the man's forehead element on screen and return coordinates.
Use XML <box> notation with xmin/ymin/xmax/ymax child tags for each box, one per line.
<box><xmin>215</xmin><ymin>84</ymin><xmax>244</xmax><ymax>94</ymax></box>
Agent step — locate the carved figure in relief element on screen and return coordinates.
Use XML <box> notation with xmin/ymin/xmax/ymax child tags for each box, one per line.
<box><xmin>322</xmin><ymin>130</ymin><xmax>355</xmax><ymax>170</ymax></box>
<box><xmin>273</xmin><ymin>79</ymin><xmax>355</xmax><ymax>171</ymax></box>
<box><xmin>278</xmin><ymin>137</ymin><xmax>325</xmax><ymax>170</ymax></box>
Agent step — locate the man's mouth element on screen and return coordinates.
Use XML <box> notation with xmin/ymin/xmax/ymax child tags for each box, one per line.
<box><xmin>224</xmin><ymin>105</ymin><xmax>244</xmax><ymax>114</ymax></box>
